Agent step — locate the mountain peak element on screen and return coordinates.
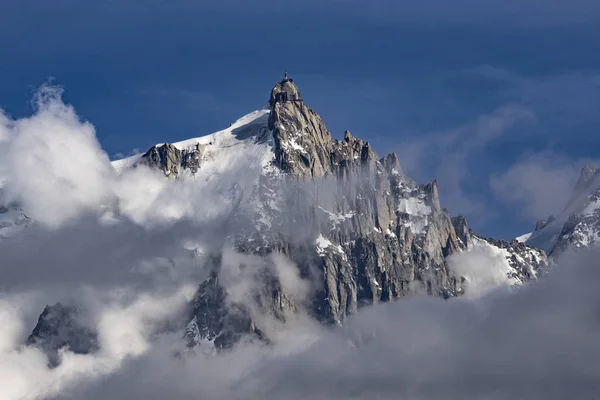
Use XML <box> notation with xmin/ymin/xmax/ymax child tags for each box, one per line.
<box><xmin>269</xmin><ymin>71</ymin><xmax>303</xmax><ymax>107</ymax></box>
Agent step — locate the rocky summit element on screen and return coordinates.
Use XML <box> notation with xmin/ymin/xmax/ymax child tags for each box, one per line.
<box><xmin>22</xmin><ymin>73</ymin><xmax>553</xmax><ymax>358</ymax></box>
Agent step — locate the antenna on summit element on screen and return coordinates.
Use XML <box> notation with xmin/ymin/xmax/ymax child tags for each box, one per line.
<box><xmin>284</xmin><ymin>69</ymin><xmax>289</xmax><ymax>80</ymax></box>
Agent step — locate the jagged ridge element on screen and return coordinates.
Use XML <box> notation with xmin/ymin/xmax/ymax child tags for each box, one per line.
<box><xmin>21</xmin><ymin>74</ymin><xmax>549</xmax><ymax>357</ymax></box>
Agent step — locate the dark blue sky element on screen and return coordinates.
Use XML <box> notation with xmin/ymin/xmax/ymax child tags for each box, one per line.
<box><xmin>1</xmin><ymin>0</ymin><xmax>600</xmax><ymax>239</ymax></box>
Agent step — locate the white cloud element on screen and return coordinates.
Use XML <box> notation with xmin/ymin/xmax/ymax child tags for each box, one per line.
<box><xmin>447</xmin><ymin>241</ymin><xmax>518</xmax><ymax>298</ymax></box>
<box><xmin>46</xmin><ymin>247</ymin><xmax>600</xmax><ymax>400</ymax></box>
<box><xmin>0</xmin><ymin>85</ymin><xmax>257</xmax><ymax>230</ymax></box>
<box><xmin>0</xmin><ymin>85</ymin><xmax>115</xmax><ymax>228</ymax></box>
<box><xmin>0</xmin><ymin>286</ymin><xmax>195</xmax><ymax>400</ymax></box>
<box><xmin>490</xmin><ymin>153</ymin><xmax>595</xmax><ymax>219</ymax></box>
<box><xmin>0</xmin><ymin>85</ymin><xmax>599</xmax><ymax>400</ymax></box>
<box><xmin>398</xmin><ymin>105</ymin><xmax>536</xmax><ymax>219</ymax></box>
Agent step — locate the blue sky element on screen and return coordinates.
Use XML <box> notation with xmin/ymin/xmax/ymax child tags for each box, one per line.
<box><xmin>1</xmin><ymin>0</ymin><xmax>599</xmax><ymax>239</ymax></box>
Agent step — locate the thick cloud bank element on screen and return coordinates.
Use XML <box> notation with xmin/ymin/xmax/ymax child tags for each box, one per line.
<box><xmin>26</xmin><ymin>248</ymin><xmax>597</xmax><ymax>400</ymax></box>
<box><xmin>0</xmin><ymin>88</ymin><xmax>598</xmax><ymax>400</ymax></box>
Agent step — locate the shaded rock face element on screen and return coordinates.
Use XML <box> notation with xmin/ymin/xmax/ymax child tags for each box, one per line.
<box><xmin>27</xmin><ymin>303</ymin><xmax>98</xmax><ymax>367</ymax></box>
<box><xmin>185</xmin><ymin>270</ymin><xmax>268</xmax><ymax>351</ymax></box>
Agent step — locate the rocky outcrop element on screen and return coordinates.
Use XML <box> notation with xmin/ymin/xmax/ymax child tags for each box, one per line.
<box><xmin>141</xmin><ymin>142</ymin><xmax>206</xmax><ymax>177</ymax></box>
<box><xmin>268</xmin><ymin>79</ymin><xmax>333</xmax><ymax>178</ymax></box>
<box><xmin>27</xmin><ymin>303</ymin><xmax>98</xmax><ymax>367</ymax></box>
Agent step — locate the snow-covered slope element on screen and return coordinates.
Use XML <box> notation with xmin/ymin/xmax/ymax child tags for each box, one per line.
<box><xmin>112</xmin><ymin>109</ymin><xmax>274</xmax><ymax>177</ymax></box>
<box><xmin>0</xmin><ymin>110</ymin><xmax>275</xmax><ymax>240</ymax></box>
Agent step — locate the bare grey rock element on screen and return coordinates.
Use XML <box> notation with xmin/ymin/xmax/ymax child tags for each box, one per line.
<box><xmin>141</xmin><ymin>142</ymin><xmax>205</xmax><ymax>177</ymax></box>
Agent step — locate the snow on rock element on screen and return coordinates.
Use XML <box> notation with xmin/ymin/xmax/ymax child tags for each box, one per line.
<box><xmin>397</xmin><ymin>196</ymin><xmax>431</xmax><ymax>216</ymax></box>
<box><xmin>450</xmin><ymin>234</ymin><xmax>547</xmax><ymax>297</ymax></box>
<box><xmin>316</xmin><ymin>234</ymin><xmax>344</xmax><ymax>256</ymax></box>
<box><xmin>0</xmin><ymin>206</ymin><xmax>31</xmax><ymax>238</ymax></box>
<box><xmin>449</xmin><ymin>235</ymin><xmax>547</xmax><ymax>298</ymax></box>
<box><xmin>111</xmin><ymin>109</ymin><xmax>275</xmax><ymax>181</ymax></box>
<box><xmin>315</xmin><ymin>234</ymin><xmax>332</xmax><ymax>255</ymax></box>
<box><xmin>396</xmin><ymin>187</ymin><xmax>435</xmax><ymax>235</ymax></box>
<box><xmin>582</xmin><ymin>197</ymin><xmax>600</xmax><ymax>217</ymax></box>
<box><xmin>318</xmin><ymin>207</ymin><xmax>355</xmax><ymax>229</ymax></box>
<box><xmin>184</xmin><ymin>316</ymin><xmax>217</xmax><ymax>356</ymax></box>
<box><xmin>526</xmin><ymin>188</ymin><xmax>600</xmax><ymax>255</ymax></box>
<box><xmin>280</xmin><ymin>137</ymin><xmax>307</xmax><ymax>154</ymax></box>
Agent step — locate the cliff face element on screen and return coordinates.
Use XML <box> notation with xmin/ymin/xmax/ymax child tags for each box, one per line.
<box><xmin>141</xmin><ymin>142</ymin><xmax>206</xmax><ymax>177</ymax></box>
<box><xmin>184</xmin><ymin>77</ymin><xmax>546</xmax><ymax>349</ymax></box>
<box><xmin>26</xmin><ymin>76</ymin><xmax>548</xmax><ymax>356</ymax></box>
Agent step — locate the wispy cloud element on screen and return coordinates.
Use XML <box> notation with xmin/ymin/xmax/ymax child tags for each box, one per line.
<box><xmin>0</xmin><ymin>83</ymin><xmax>600</xmax><ymax>400</ymax></box>
<box><xmin>398</xmin><ymin>105</ymin><xmax>536</xmax><ymax>221</ymax></box>
<box><xmin>490</xmin><ymin>152</ymin><xmax>597</xmax><ymax>220</ymax></box>
<box><xmin>53</xmin><ymin>248</ymin><xmax>600</xmax><ymax>400</ymax></box>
